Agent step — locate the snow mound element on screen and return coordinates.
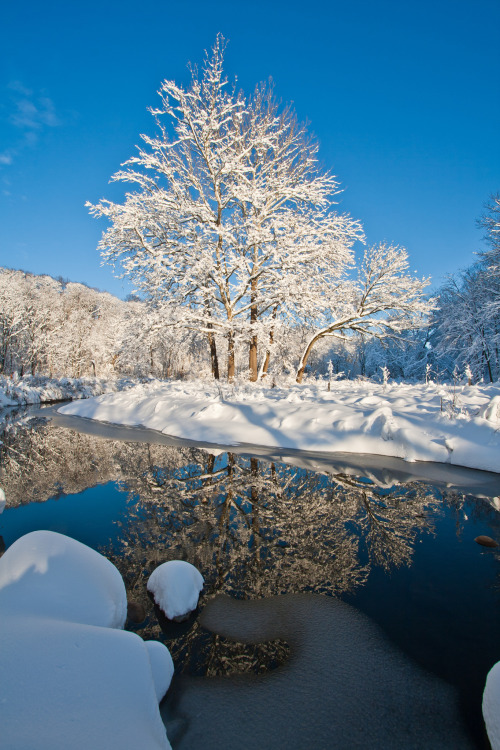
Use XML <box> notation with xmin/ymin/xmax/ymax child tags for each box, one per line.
<box><xmin>480</xmin><ymin>395</ymin><xmax>500</xmax><ymax>423</ymax></box>
<box><xmin>0</xmin><ymin>531</ymin><xmax>173</xmax><ymax>750</ymax></box>
<box><xmin>484</xmin><ymin>661</ymin><xmax>500</xmax><ymax>750</ymax></box>
<box><xmin>1</xmin><ymin>613</ymin><xmax>172</xmax><ymax>750</ymax></box>
<box><xmin>148</xmin><ymin>560</ymin><xmax>204</xmax><ymax>620</ymax></box>
<box><xmin>0</xmin><ymin>530</ymin><xmax>127</xmax><ymax>628</ymax></box>
<box><xmin>146</xmin><ymin>640</ymin><xmax>175</xmax><ymax>701</ymax></box>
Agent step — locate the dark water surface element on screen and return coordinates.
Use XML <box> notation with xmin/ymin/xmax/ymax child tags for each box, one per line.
<box><xmin>1</xmin><ymin>407</ymin><xmax>500</xmax><ymax>748</ymax></box>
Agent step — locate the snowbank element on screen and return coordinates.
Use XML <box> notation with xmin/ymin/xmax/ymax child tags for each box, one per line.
<box><xmin>0</xmin><ymin>531</ymin><xmax>172</xmax><ymax>750</ymax></box>
<box><xmin>59</xmin><ymin>379</ymin><xmax>500</xmax><ymax>474</ymax></box>
<box><xmin>148</xmin><ymin>560</ymin><xmax>204</xmax><ymax>620</ymax></box>
<box><xmin>0</xmin><ymin>374</ymin><xmax>147</xmax><ymax>407</ymax></box>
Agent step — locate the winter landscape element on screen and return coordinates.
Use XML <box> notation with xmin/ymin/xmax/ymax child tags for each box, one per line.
<box><xmin>1</xmin><ymin>2</ymin><xmax>500</xmax><ymax>749</ymax></box>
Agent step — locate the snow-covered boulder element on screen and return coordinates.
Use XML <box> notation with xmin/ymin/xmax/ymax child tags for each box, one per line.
<box><xmin>146</xmin><ymin>640</ymin><xmax>175</xmax><ymax>701</ymax></box>
<box><xmin>148</xmin><ymin>560</ymin><xmax>204</xmax><ymax>621</ymax></box>
<box><xmin>484</xmin><ymin>661</ymin><xmax>500</xmax><ymax>749</ymax></box>
<box><xmin>0</xmin><ymin>531</ymin><xmax>173</xmax><ymax>750</ymax></box>
<box><xmin>0</xmin><ymin>530</ymin><xmax>127</xmax><ymax>628</ymax></box>
<box><xmin>0</xmin><ymin>614</ymin><xmax>172</xmax><ymax>750</ymax></box>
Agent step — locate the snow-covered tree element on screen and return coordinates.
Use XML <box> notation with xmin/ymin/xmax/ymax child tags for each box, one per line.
<box><xmin>478</xmin><ymin>193</ymin><xmax>500</xmax><ymax>274</ymax></box>
<box><xmin>433</xmin><ymin>265</ymin><xmax>499</xmax><ymax>382</ymax></box>
<box><xmin>295</xmin><ymin>243</ymin><xmax>433</xmax><ymax>382</ymax></box>
<box><xmin>432</xmin><ymin>195</ymin><xmax>500</xmax><ymax>383</ymax></box>
<box><xmin>0</xmin><ymin>269</ymin><xmax>27</xmax><ymax>374</ymax></box>
<box><xmin>88</xmin><ymin>36</ymin><xmax>362</xmax><ymax>380</ymax></box>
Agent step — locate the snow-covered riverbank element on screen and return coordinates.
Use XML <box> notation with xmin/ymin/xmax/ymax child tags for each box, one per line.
<box><xmin>0</xmin><ymin>375</ymin><xmax>147</xmax><ymax>408</ymax></box>
<box><xmin>59</xmin><ymin>379</ymin><xmax>500</xmax><ymax>474</ymax></box>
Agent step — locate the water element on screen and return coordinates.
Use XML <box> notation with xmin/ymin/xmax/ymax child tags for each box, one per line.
<box><xmin>1</xmin><ymin>407</ymin><xmax>500</xmax><ymax>748</ymax></box>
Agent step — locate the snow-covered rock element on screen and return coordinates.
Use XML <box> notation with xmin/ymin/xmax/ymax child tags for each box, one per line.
<box><xmin>1</xmin><ymin>614</ymin><xmax>172</xmax><ymax>750</ymax></box>
<box><xmin>0</xmin><ymin>531</ymin><xmax>173</xmax><ymax>750</ymax></box>
<box><xmin>483</xmin><ymin>661</ymin><xmax>500</xmax><ymax>749</ymax></box>
<box><xmin>0</xmin><ymin>530</ymin><xmax>127</xmax><ymax>628</ymax></box>
<box><xmin>146</xmin><ymin>640</ymin><xmax>175</xmax><ymax>701</ymax></box>
<box><xmin>148</xmin><ymin>560</ymin><xmax>204</xmax><ymax>621</ymax></box>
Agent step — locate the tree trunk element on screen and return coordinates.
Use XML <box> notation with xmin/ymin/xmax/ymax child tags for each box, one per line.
<box><xmin>249</xmin><ymin>332</ymin><xmax>258</xmax><ymax>381</ymax></box>
<box><xmin>207</xmin><ymin>329</ymin><xmax>220</xmax><ymax>380</ymax></box>
<box><xmin>483</xmin><ymin>347</ymin><xmax>494</xmax><ymax>383</ymax></box>
<box><xmin>249</xmin><ymin>278</ymin><xmax>258</xmax><ymax>381</ymax></box>
<box><xmin>260</xmin><ymin>306</ymin><xmax>277</xmax><ymax>379</ymax></box>
<box><xmin>250</xmin><ymin>457</ymin><xmax>260</xmax><ymax>559</ymax></box>
<box><xmin>227</xmin><ymin>331</ymin><xmax>235</xmax><ymax>381</ymax></box>
<box><xmin>296</xmin><ymin>332</ymin><xmax>323</xmax><ymax>383</ymax></box>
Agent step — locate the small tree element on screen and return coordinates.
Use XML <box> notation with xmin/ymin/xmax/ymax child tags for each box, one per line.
<box><xmin>296</xmin><ymin>243</ymin><xmax>432</xmax><ymax>382</ymax></box>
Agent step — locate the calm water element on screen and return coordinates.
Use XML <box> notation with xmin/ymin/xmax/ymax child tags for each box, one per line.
<box><xmin>1</xmin><ymin>407</ymin><xmax>500</xmax><ymax>748</ymax></box>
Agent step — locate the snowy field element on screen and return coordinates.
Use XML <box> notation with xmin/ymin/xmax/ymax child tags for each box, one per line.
<box><xmin>59</xmin><ymin>379</ymin><xmax>500</xmax><ymax>474</ymax></box>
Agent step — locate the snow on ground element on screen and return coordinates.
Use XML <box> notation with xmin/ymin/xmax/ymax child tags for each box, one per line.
<box><xmin>59</xmin><ymin>379</ymin><xmax>500</xmax><ymax>474</ymax></box>
<box><xmin>0</xmin><ymin>374</ymin><xmax>150</xmax><ymax>408</ymax></box>
<box><xmin>0</xmin><ymin>531</ymin><xmax>172</xmax><ymax>750</ymax></box>
<box><xmin>148</xmin><ymin>560</ymin><xmax>204</xmax><ymax>621</ymax></box>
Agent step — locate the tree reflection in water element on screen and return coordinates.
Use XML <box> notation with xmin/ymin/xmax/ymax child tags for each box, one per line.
<box><xmin>104</xmin><ymin>447</ymin><xmax>441</xmax><ymax>676</ymax></box>
<box><xmin>1</xmin><ymin>413</ymin><xmax>498</xmax><ymax>683</ymax></box>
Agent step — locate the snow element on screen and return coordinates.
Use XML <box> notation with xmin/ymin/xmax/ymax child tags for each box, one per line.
<box><xmin>483</xmin><ymin>661</ymin><xmax>500</xmax><ymax>750</ymax></box>
<box><xmin>146</xmin><ymin>640</ymin><xmax>175</xmax><ymax>702</ymax></box>
<box><xmin>59</xmin><ymin>379</ymin><xmax>500</xmax><ymax>474</ymax></box>
<box><xmin>0</xmin><ymin>530</ymin><xmax>127</xmax><ymax>628</ymax></box>
<box><xmin>0</xmin><ymin>374</ymin><xmax>148</xmax><ymax>407</ymax></box>
<box><xmin>148</xmin><ymin>560</ymin><xmax>204</xmax><ymax>621</ymax></box>
<box><xmin>0</xmin><ymin>531</ymin><xmax>172</xmax><ymax>750</ymax></box>
<box><xmin>0</xmin><ymin>487</ymin><xmax>5</xmax><ymax>514</ymax></box>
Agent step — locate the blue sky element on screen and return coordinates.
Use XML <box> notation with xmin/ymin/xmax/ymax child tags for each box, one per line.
<box><xmin>1</xmin><ymin>0</ymin><xmax>498</xmax><ymax>298</ymax></box>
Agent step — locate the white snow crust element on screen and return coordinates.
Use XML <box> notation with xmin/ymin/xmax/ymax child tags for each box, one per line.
<box><xmin>0</xmin><ymin>531</ymin><xmax>172</xmax><ymax>750</ymax></box>
<box><xmin>59</xmin><ymin>379</ymin><xmax>500</xmax><ymax>474</ymax></box>
<box><xmin>484</xmin><ymin>661</ymin><xmax>500</xmax><ymax>750</ymax></box>
<box><xmin>148</xmin><ymin>560</ymin><xmax>204</xmax><ymax>620</ymax></box>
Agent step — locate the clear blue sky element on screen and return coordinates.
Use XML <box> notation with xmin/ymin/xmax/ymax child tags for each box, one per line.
<box><xmin>1</xmin><ymin>0</ymin><xmax>498</xmax><ymax>298</ymax></box>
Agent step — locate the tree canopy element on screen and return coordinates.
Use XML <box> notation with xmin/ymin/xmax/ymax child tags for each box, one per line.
<box><xmin>89</xmin><ymin>36</ymin><xmax>431</xmax><ymax>381</ymax></box>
